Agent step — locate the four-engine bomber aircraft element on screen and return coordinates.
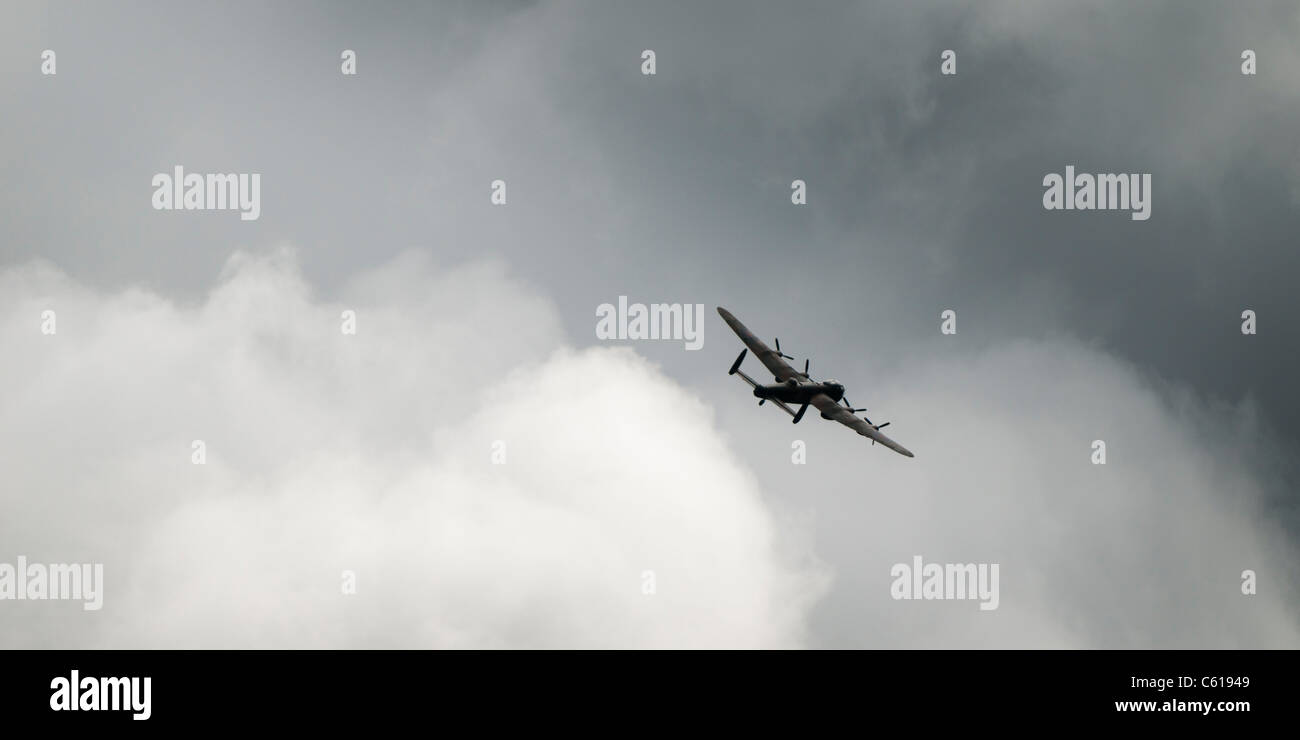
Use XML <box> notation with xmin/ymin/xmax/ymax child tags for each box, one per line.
<box><xmin>717</xmin><ymin>307</ymin><xmax>914</xmax><ymax>457</ymax></box>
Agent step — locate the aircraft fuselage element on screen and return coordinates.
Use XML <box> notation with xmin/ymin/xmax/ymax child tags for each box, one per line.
<box><xmin>753</xmin><ymin>379</ymin><xmax>845</xmax><ymax>405</ymax></box>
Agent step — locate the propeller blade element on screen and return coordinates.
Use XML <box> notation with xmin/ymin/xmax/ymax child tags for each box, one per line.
<box><xmin>874</xmin><ymin>422</ymin><xmax>891</xmax><ymax>430</ymax></box>
<box><xmin>803</xmin><ymin>358</ymin><xmax>809</xmax><ymax>375</ymax></box>
<box><xmin>758</xmin><ymin>399</ymin><xmax>766</xmax><ymax>406</ymax></box>
<box><xmin>728</xmin><ymin>348</ymin><xmax>748</xmax><ymax>375</ymax></box>
<box><xmin>792</xmin><ymin>402</ymin><xmax>809</xmax><ymax>424</ymax></box>
<box><xmin>842</xmin><ymin>397</ymin><xmax>867</xmax><ymax>412</ymax></box>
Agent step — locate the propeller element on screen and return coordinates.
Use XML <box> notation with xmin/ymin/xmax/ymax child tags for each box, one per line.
<box><xmin>862</xmin><ymin>414</ymin><xmax>890</xmax><ymax>431</ymax></box>
<box><xmin>792</xmin><ymin>402</ymin><xmax>809</xmax><ymax>424</ymax></box>
<box><xmin>803</xmin><ymin>358</ymin><xmax>810</xmax><ymax>376</ymax></box>
<box><xmin>728</xmin><ymin>349</ymin><xmax>748</xmax><ymax>376</ymax></box>
<box><xmin>774</xmin><ymin>338</ymin><xmax>794</xmax><ymax>360</ymax></box>
<box><xmin>840</xmin><ymin>396</ymin><xmax>891</xmax><ymax>429</ymax></box>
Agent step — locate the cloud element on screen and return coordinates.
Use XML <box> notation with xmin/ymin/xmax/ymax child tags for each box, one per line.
<box><xmin>739</xmin><ymin>335</ymin><xmax>1300</xmax><ymax>648</ymax></box>
<box><xmin>3</xmin><ymin>1</ymin><xmax>1297</xmax><ymax>650</ymax></box>
<box><xmin>2</xmin><ymin>247</ymin><xmax>1295</xmax><ymax>648</ymax></box>
<box><xmin>0</xmin><ymin>249</ymin><xmax>826</xmax><ymax>648</ymax></box>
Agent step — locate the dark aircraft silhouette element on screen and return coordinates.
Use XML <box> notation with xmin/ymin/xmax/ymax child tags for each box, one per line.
<box><xmin>718</xmin><ymin>307</ymin><xmax>914</xmax><ymax>457</ymax></box>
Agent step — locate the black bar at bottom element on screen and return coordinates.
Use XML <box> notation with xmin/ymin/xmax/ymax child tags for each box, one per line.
<box><xmin>0</xmin><ymin>649</ymin><xmax>1287</xmax><ymax>728</ymax></box>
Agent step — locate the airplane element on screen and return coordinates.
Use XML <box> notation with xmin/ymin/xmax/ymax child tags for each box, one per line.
<box><xmin>717</xmin><ymin>306</ymin><xmax>914</xmax><ymax>457</ymax></box>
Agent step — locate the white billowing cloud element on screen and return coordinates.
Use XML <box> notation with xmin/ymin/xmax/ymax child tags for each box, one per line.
<box><xmin>0</xmin><ymin>249</ymin><xmax>826</xmax><ymax>648</ymax></box>
<box><xmin>2</xmin><ymin>248</ymin><xmax>1296</xmax><ymax>649</ymax></box>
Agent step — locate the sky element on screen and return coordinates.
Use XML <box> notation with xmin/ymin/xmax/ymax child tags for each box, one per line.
<box><xmin>1</xmin><ymin>0</ymin><xmax>1297</xmax><ymax>648</ymax></box>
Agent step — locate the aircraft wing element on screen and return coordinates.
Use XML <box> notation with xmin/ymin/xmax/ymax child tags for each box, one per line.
<box><xmin>717</xmin><ymin>307</ymin><xmax>803</xmax><ymax>382</ymax></box>
<box><xmin>765</xmin><ymin>397</ymin><xmax>799</xmax><ymax>419</ymax></box>
<box><xmin>810</xmin><ymin>394</ymin><xmax>915</xmax><ymax>458</ymax></box>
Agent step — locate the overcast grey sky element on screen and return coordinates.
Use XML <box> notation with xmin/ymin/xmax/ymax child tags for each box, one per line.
<box><xmin>2</xmin><ymin>1</ymin><xmax>1297</xmax><ymax>647</ymax></box>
